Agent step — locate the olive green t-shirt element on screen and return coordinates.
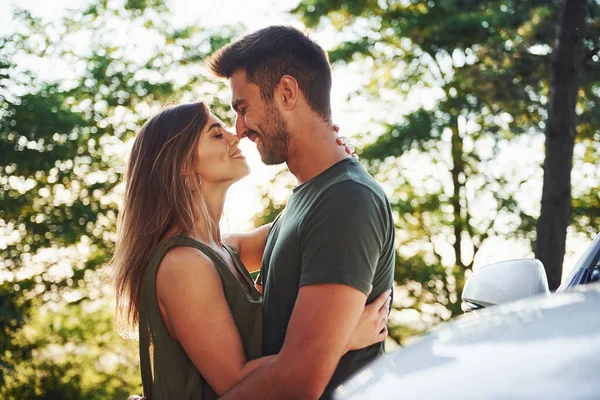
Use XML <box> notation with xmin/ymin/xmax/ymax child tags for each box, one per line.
<box><xmin>260</xmin><ymin>157</ymin><xmax>395</xmax><ymax>399</ymax></box>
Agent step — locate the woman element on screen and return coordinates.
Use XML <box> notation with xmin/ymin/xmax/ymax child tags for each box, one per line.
<box><xmin>110</xmin><ymin>101</ymin><xmax>390</xmax><ymax>399</ymax></box>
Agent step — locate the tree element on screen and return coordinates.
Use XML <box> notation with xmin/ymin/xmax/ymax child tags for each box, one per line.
<box><xmin>535</xmin><ymin>0</ymin><xmax>589</xmax><ymax>290</ymax></box>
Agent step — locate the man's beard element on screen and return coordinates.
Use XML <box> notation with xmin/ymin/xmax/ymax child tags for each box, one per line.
<box><xmin>256</xmin><ymin>101</ymin><xmax>290</xmax><ymax>165</ymax></box>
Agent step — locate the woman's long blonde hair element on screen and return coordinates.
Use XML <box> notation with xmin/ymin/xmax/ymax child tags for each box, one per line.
<box><xmin>109</xmin><ymin>101</ymin><xmax>218</xmax><ymax>336</ymax></box>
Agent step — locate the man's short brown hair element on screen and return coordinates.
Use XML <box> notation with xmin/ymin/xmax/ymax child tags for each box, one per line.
<box><xmin>207</xmin><ymin>25</ymin><xmax>332</xmax><ymax>121</ymax></box>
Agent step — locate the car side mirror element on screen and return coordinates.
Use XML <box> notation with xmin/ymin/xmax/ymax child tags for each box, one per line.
<box><xmin>461</xmin><ymin>258</ymin><xmax>550</xmax><ymax>312</ymax></box>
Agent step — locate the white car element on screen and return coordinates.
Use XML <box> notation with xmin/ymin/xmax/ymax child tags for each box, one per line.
<box><xmin>334</xmin><ymin>234</ymin><xmax>600</xmax><ymax>400</ymax></box>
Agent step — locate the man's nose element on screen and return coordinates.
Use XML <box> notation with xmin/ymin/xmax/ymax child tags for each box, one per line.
<box><xmin>235</xmin><ymin>116</ymin><xmax>248</xmax><ymax>139</ymax></box>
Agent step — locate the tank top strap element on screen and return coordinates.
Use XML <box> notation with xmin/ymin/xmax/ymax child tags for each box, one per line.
<box><xmin>171</xmin><ymin>236</ymin><xmax>230</xmax><ymax>269</ymax></box>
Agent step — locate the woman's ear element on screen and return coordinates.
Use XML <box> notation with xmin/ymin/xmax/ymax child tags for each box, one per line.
<box><xmin>183</xmin><ymin>172</ymin><xmax>202</xmax><ymax>192</ymax></box>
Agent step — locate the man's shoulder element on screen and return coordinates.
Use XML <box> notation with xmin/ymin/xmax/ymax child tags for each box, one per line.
<box><xmin>298</xmin><ymin>175</ymin><xmax>391</xmax><ymax>230</ymax></box>
<box><xmin>317</xmin><ymin>163</ymin><xmax>389</xmax><ymax>208</ymax></box>
<box><xmin>289</xmin><ymin>159</ymin><xmax>391</xmax><ymax>225</ymax></box>
<box><xmin>322</xmin><ymin>179</ymin><xmax>383</xmax><ymax>206</ymax></box>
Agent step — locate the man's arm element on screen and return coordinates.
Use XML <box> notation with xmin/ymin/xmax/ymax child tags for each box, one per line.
<box><xmin>222</xmin><ymin>283</ymin><xmax>367</xmax><ymax>400</ymax></box>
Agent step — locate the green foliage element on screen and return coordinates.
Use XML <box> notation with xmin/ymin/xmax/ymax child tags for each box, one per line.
<box><xmin>572</xmin><ymin>189</ymin><xmax>600</xmax><ymax>236</ymax></box>
<box><xmin>360</xmin><ymin>110</ymin><xmax>436</xmax><ymax>160</ymax></box>
<box><xmin>0</xmin><ymin>281</ymin><xmax>31</xmax><ymax>384</ymax></box>
<box><xmin>1</xmin><ymin>301</ymin><xmax>141</xmax><ymax>399</ymax></box>
<box><xmin>251</xmin><ymin>169</ymin><xmax>293</xmax><ymax>227</ymax></box>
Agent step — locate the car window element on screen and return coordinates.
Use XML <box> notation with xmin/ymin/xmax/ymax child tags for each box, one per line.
<box><xmin>561</xmin><ymin>234</ymin><xmax>600</xmax><ymax>290</ymax></box>
<box><xmin>590</xmin><ymin>263</ymin><xmax>600</xmax><ymax>284</ymax></box>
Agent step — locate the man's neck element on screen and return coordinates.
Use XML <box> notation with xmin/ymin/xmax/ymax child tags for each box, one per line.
<box><xmin>286</xmin><ymin>122</ymin><xmax>351</xmax><ymax>184</ymax></box>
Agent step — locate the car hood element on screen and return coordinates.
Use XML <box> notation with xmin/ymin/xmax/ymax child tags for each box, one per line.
<box><xmin>335</xmin><ymin>283</ymin><xmax>600</xmax><ymax>400</ymax></box>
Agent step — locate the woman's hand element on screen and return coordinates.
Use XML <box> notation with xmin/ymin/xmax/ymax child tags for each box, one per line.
<box><xmin>346</xmin><ymin>289</ymin><xmax>391</xmax><ymax>352</ymax></box>
<box><xmin>333</xmin><ymin>124</ymin><xmax>359</xmax><ymax>159</ymax></box>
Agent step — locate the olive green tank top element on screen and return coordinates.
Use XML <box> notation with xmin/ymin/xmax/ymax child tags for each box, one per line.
<box><xmin>138</xmin><ymin>236</ymin><xmax>263</xmax><ymax>400</ymax></box>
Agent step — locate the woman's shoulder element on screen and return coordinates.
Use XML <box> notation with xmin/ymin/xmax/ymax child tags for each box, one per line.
<box><xmin>158</xmin><ymin>245</ymin><xmax>215</xmax><ymax>277</ymax></box>
<box><xmin>155</xmin><ymin>245</ymin><xmax>224</xmax><ymax>309</ymax></box>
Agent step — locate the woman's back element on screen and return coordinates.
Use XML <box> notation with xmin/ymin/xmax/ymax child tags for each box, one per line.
<box><xmin>138</xmin><ymin>236</ymin><xmax>262</xmax><ymax>399</ymax></box>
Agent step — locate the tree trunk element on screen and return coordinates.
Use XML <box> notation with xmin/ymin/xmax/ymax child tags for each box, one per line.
<box><xmin>450</xmin><ymin>115</ymin><xmax>465</xmax><ymax>268</ymax></box>
<box><xmin>535</xmin><ymin>0</ymin><xmax>587</xmax><ymax>290</ymax></box>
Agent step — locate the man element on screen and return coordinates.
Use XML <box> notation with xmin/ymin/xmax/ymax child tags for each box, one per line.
<box><xmin>208</xmin><ymin>26</ymin><xmax>395</xmax><ymax>399</ymax></box>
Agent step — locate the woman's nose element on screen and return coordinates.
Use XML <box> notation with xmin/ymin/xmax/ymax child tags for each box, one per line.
<box><xmin>227</xmin><ymin>130</ymin><xmax>240</xmax><ymax>146</ymax></box>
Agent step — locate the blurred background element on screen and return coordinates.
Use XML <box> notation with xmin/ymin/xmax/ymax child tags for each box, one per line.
<box><xmin>0</xmin><ymin>0</ymin><xmax>598</xmax><ymax>398</ymax></box>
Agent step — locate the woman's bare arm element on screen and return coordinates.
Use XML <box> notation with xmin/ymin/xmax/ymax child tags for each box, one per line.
<box><xmin>224</xmin><ymin>223</ymin><xmax>272</xmax><ymax>272</ymax></box>
<box><xmin>156</xmin><ymin>247</ymin><xmax>273</xmax><ymax>396</ymax></box>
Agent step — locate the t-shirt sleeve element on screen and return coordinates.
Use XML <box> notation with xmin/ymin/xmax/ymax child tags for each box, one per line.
<box><xmin>298</xmin><ymin>181</ymin><xmax>387</xmax><ymax>295</ymax></box>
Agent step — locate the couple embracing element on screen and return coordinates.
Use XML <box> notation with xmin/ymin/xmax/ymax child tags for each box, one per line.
<box><xmin>111</xmin><ymin>25</ymin><xmax>395</xmax><ymax>400</ymax></box>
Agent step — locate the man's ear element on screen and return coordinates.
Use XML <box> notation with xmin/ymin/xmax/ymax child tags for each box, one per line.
<box><xmin>276</xmin><ymin>75</ymin><xmax>299</xmax><ymax>111</ymax></box>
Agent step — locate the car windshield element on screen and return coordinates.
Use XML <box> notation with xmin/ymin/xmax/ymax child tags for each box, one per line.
<box><xmin>559</xmin><ymin>233</ymin><xmax>600</xmax><ymax>290</ymax></box>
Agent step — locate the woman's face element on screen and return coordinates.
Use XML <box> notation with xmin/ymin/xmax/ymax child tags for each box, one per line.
<box><xmin>194</xmin><ymin>113</ymin><xmax>250</xmax><ymax>186</ymax></box>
